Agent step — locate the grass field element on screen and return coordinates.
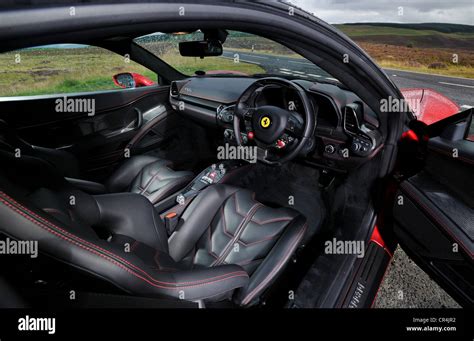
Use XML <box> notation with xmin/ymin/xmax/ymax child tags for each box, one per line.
<box><xmin>0</xmin><ymin>46</ymin><xmax>263</xmax><ymax>97</ymax></box>
<box><xmin>158</xmin><ymin>50</ymin><xmax>264</xmax><ymax>75</ymax></box>
<box><xmin>0</xmin><ymin>47</ymin><xmax>156</xmax><ymax>96</ymax></box>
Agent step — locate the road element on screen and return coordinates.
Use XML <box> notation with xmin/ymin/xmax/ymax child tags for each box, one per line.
<box><xmin>374</xmin><ymin>247</ymin><xmax>460</xmax><ymax>308</ymax></box>
<box><xmin>222</xmin><ymin>50</ymin><xmax>474</xmax><ymax>108</ymax></box>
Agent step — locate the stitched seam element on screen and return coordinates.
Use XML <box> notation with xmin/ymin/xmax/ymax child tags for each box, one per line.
<box><xmin>0</xmin><ymin>192</ymin><xmax>248</xmax><ymax>287</ymax></box>
<box><xmin>213</xmin><ymin>203</ymin><xmax>261</xmax><ymax>265</ymax></box>
<box><xmin>1</xmin><ymin>196</ymin><xmax>248</xmax><ymax>289</ymax></box>
<box><xmin>238</xmin><ymin>233</ymin><xmax>280</xmax><ymax>247</ymax></box>
<box><xmin>220</xmin><ymin>205</ymin><xmax>234</xmax><ymax>238</ymax></box>
<box><xmin>130</xmin><ymin>240</ymin><xmax>140</xmax><ymax>252</ymax></box>
<box><xmin>238</xmin><ymin>219</ymin><xmax>293</xmax><ymax>247</ymax></box>
<box><xmin>242</xmin><ymin>223</ymin><xmax>307</xmax><ymax>305</ymax></box>
<box><xmin>141</xmin><ymin>167</ymin><xmax>163</xmax><ymax>194</ymax></box>
<box><xmin>251</xmin><ymin>217</ymin><xmax>293</xmax><ymax>225</ymax></box>
<box><xmin>213</xmin><ymin>203</ymin><xmax>263</xmax><ymax>266</ymax></box>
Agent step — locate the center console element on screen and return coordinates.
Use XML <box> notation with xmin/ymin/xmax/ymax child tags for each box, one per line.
<box><xmin>153</xmin><ymin>160</ymin><xmax>249</xmax><ymax>233</ymax></box>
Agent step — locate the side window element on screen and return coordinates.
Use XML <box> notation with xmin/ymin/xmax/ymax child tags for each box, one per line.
<box><xmin>0</xmin><ymin>44</ymin><xmax>156</xmax><ymax>97</ymax></box>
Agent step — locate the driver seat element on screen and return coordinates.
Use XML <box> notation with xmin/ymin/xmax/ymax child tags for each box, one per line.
<box><xmin>0</xmin><ymin>152</ymin><xmax>307</xmax><ymax>306</ymax></box>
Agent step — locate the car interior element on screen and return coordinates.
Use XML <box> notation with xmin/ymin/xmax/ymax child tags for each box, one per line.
<box><xmin>0</xmin><ymin>27</ymin><xmax>398</xmax><ymax>309</ymax></box>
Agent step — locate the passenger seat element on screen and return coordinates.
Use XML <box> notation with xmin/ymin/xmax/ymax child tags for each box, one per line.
<box><xmin>94</xmin><ymin>155</ymin><xmax>193</xmax><ymax>204</ymax></box>
<box><xmin>0</xmin><ymin>120</ymin><xmax>193</xmax><ymax>204</ymax></box>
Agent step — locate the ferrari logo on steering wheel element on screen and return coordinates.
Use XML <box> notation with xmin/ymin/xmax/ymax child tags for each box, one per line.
<box><xmin>260</xmin><ymin>116</ymin><xmax>271</xmax><ymax>128</ymax></box>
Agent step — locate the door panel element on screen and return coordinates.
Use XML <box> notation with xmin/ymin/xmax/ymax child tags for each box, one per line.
<box><xmin>0</xmin><ymin>85</ymin><xmax>174</xmax><ymax>180</ymax></box>
<box><xmin>393</xmin><ymin>109</ymin><xmax>474</xmax><ymax>307</ymax></box>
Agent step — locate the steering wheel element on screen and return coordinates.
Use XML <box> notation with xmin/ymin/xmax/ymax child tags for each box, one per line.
<box><xmin>233</xmin><ymin>77</ymin><xmax>316</xmax><ymax>165</ymax></box>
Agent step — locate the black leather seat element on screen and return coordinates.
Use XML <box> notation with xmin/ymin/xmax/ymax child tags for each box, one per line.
<box><xmin>0</xmin><ymin>121</ymin><xmax>193</xmax><ymax>204</ymax></box>
<box><xmin>0</xmin><ymin>155</ymin><xmax>308</xmax><ymax>305</ymax></box>
<box><xmin>90</xmin><ymin>155</ymin><xmax>194</xmax><ymax>204</ymax></box>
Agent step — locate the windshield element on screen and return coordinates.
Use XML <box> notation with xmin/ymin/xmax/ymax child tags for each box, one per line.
<box><xmin>134</xmin><ymin>30</ymin><xmax>338</xmax><ymax>81</ymax></box>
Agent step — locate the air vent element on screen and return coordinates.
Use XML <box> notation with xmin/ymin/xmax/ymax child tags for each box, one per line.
<box><xmin>343</xmin><ymin>105</ymin><xmax>360</xmax><ymax>135</ymax></box>
<box><xmin>170</xmin><ymin>81</ymin><xmax>179</xmax><ymax>98</ymax></box>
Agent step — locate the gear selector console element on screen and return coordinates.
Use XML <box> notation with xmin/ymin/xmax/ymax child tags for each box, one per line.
<box><xmin>155</xmin><ymin>161</ymin><xmax>244</xmax><ymax>221</ymax></box>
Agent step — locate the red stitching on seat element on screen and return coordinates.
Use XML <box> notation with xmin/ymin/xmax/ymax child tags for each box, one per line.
<box><xmin>251</xmin><ymin>216</ymin><xmax>293</xmax><ymax>225</ymax></box>
<box><xmin>237</xmin><ymin>233</ymin><xmax>280</xmax><ymax>247</ymax></box>
<box><xmin>220</xmin><ymin>205</ymin><xmax>234</xmax><ymax>238</ymax></box>
<box><xmin>212</xmin><ymin>202</ymin><xmax>262</xmax><ymax>266</ymax></box>
<box><xmin>130</xmin><ymin>240</ymin><xmax>140</xmax><ymax>252</ymax></box>
<box><xmin>0</xmin><ymin>192</ymin><xmax>248</xmax><ymax>289</ymax></box>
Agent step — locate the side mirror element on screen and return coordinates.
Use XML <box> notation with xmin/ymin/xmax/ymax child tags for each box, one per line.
<box><xmin>113</xmin><ymin>72</ymin><xmax>155</xmax><ymax>89</ymax></box>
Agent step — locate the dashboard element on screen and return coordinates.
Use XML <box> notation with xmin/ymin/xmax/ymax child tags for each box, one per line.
<box><xmin>169</xmin><ymin>76</ymin><xmax>383</xmax><ymax>171</ymax></box>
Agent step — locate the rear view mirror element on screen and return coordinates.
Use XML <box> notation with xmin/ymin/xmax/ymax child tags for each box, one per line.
<box><xmin>179</xmin><ymin>40</ymin><xmax>223</xmax><ymax>58</ymax></box>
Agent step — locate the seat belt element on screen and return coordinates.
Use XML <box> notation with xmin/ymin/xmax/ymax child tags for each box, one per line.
<box><xmin>164</xmin><ymin>212</ymin><xmax>179</xmax><ymax>235</ymax></box>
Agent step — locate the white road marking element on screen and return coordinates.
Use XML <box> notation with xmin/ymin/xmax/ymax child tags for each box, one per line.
<box><xmin>279</xmin><ymin>68</ymin><xmax>291</xmax><ymax>71</ymax></box>
<box><xmin>289</xmin><ymin>60</ymin><xmax>314</xmax><ymax>66</ymax></box>
<box><xmin>279</xmin><ymin>71</ymin><xmax>293</xmax><ymax>75</ymax></box>
<box><xmin>384</xmin><ymin>67</ymin><xmax>474</xmax><ymax>81</ymax></box>
<box><xmin>308</xmin><ymin>74</ymin><xmax>322</xmax><ymax>78</ymax></box>
<box><xmin>325</xmin><ymin>77</ymin><xmax>339</xmax><ymax>81</ymax></box>
<box><xmin>439</xmin><ymin>82</ymin><xmax>474</xmax><ymax>89</ymax></box>
<box><xmin>219</xmin><ymin>56</ymin><xmax>261</xmax><ymax>65</ymax></box>
<box><xmin>292</xmin><ymin>71</ymin><xmax>305</xmax><ymax>74</ymax></box>
<box><xmin>242</xmin><ymin>54</ymin><xmax>268</xmax><ymax>59</ymax></box>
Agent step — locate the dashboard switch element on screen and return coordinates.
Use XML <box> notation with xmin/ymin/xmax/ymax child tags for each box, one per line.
<box><xmin>324</xmin><ymin>144</ymin><xmax>335</xmax><ymax>154</ymax></box>
<box><xmin>351</xmin><ymin>142</ymin><xmax>361</xmax><ymax>152</ymax></box>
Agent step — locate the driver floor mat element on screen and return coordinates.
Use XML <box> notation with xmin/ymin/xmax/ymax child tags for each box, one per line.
<box><xmin>230</xmin><ymin>162</ymin><xmax>326</xmax><ymax>243</ymax></box>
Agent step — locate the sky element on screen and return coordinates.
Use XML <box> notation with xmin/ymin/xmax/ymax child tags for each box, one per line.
<box><xmin>289</xmin><ymin>0</ymin><xmax>474</xmax><ymax>25</ymax></box>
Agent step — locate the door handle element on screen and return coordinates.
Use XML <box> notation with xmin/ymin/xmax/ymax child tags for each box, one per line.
<box><xmin>101</xmin><ymin>107</ymin><xmax>143</xmax><ymax>138</ymax></box>
<box><xmin>134</xmin><ymin>107</ymin><xmax>143</xmax><ymax>130</ymax></box>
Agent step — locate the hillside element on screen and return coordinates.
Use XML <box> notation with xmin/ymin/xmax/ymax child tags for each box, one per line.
<box><xmin>332</xmin><ymin>23</ymin><xmax>474</xmax><ymax>78</ymax></box>
<box><xmin>335</xmin><ymin>23</ymin><xmax>474</xmax><ymax>50</ymax></box>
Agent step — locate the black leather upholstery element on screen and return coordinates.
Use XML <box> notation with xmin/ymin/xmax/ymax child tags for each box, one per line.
<box><xmin>38</xmin><ymin>153</ymin><xmax>194</xmax><ymax>205</ymax></box>
<box><xmin>0</xmin><ymin>187</ymin><xmax>249</xmax><ymax>302</ymax></box>
<box><xmin>0</xmin><ymin>158</ymin><xmax>307</xmax><ymax>305</ymax></box>
<box><xmin>65</xmin><ymin>155</ymin><xmax>194</xmax><ymax>205</ymax></box>
<box><xmin>106</xmin><ymin>156</ymin><xmax>193</xmax><ymax>204</ymax></box>
<box><xmin>1</xmin><ymin>120</ymin><xmax>193</xmax><ymax>205</ymax></box>
<box><xmin>0</xmin><ymin>136</ymin><xmax>308</xmax><ymax>305</ymax></box>
<box><xmin>169</xmin><ymin>184</ymin><xmax>307</xmax><ymax>305</ymax></box>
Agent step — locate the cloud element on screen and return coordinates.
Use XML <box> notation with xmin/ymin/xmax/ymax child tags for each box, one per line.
<box><xmin>288</xmin><ymin>0</ymin><xmax>474</xmax><ymax>25</ymax></box>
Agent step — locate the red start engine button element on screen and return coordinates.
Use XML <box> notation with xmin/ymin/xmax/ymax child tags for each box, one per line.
<box><xmin>276</xmin><ymin>140</ymin><xmax>286</xmax><ymax>148</ymax></box>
